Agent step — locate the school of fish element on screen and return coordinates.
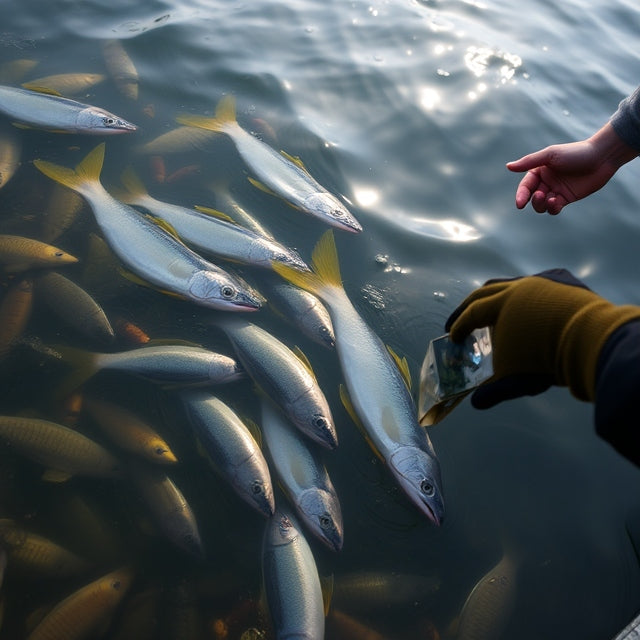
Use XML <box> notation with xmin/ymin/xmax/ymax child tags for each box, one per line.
<box><xmin>0</xmin><ymin>39</ymin><xmax>518</xmax><ymax>640</ymax></box>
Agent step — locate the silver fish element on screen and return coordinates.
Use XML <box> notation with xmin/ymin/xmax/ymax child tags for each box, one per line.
<box><xmin>261</xmin><ymin>397</ymin><xmax>342</xmax><ymax>551</ymax></box>
<box><xmin>181</xmin><ymin>389</ymin><xmax>274</xmax><ymax>517</ymax></box>
<box><xmin>262</xmin><ymin>510</ymin><xmax>325</xmax><ymax>640</ymax></box>
<box><xmin>177</xmin><ymin>95</ymin><xmax>362</xmax><ymax>233</ymax></box>
<box><xmin>34</xmin><ymin>144</ymin><xmax>263</xmax><ymax>312</ymax></box>
<box><xmin>0</xmin><ymin>84</ymin><xmax>136</xmax><ymax>134</ymax></box>
<box><xmin>117</xmin><ymin>168</ymin><xmax>310</xmax><ymax>272</ymax></box>
<box><xmin>210</xmin><ymin>183</ymin><xmax>336</xmax><ymax>348</ymax></box>
<box><xmin>273</xmin><ymin>231</ymin><xmax>444</xmax><ymax>525</ymax></box>
<box><xmin>51</xmin><ymin>342</ymin><xmax>244</xmax><ymax>390</ymax></box>
<box><xmin>217</xmin><ymin>317</ymin><xmax>338</xmax><ymax>450</ymax></box>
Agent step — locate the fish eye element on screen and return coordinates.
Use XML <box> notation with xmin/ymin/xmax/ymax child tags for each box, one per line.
<box><xmin>103</xmin><ymin>117</ymin><xmax>116</xmax><ymax>126</ymax></box>
<box><xmin>251</xmin><ymin>481</ymin><xmax>264</xmax><ymax>495</ymax></box>
<box><xmin>319</xmin><ymin>515</ymin><xmax>332</xmax><ymax>529</ymax></box>
<box><xmin>313</xmin><ymin>416</ymin><xmax>327</xmax><ymax>429</ymax></box>
<box><xmin>221</xmin><ymin>285</ymin><xmax>236</xmax><ymax>299</ymax></box>
<box><xmin>112</xmin><ymin>580</ymin><xmax>121</xmax><ymax>590</ymax></box>
<box><xmin>54</xmin><ymin>251</ymin><xmax>63</xmax><ymax>257</ymax></box>
<box><xmin>420</xmin><ymin>480</ymin><xmax>435</xmax><ymax>497</ymax></box>
<box><xmin>155</xmin><ymin>446</ymin><xmax>168</xmax><ymax>456</ymax></box>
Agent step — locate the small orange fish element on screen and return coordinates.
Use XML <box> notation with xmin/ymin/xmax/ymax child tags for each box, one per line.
<box><xmin>113</xmin><ymin>316</ymin><xmax>150</xmax><ymax>345</ymax></box>
<box><xmin>150</xmin><ymin>155</ymin><xmax>166</xmax><ymax>183</ymax></box>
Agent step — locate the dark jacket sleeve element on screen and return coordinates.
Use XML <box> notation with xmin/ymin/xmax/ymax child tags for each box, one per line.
<box><xmin>610</xmin><ymin>86</ymin><xmax>640</xmax><ymax>153</ymax></box>
<box><xmin>594</xmin><ymin>319</ymin><xmax>640</xmax><ymax>466</ymax></box>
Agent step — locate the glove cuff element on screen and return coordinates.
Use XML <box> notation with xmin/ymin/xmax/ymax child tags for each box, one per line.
<box><xmin>558</xmin><ymin>301</ymin><xmax>640</xmax><ymax>401</ymax></box>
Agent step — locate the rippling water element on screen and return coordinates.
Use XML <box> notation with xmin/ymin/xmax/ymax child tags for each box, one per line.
<box><xmin>1</xmin><ymin>0</ymin><xmax>640</xmax><ymax>638</ymax></box>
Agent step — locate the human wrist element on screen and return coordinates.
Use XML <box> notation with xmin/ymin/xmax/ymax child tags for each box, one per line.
<box><xmin>557</xmin><ymin>299</ymin><xmax>640</xmax><ymax>401</ymax></box>
<box><xmin>589</xmin><ymin>123</ymin><xmax>638</xmax><ymax>169</ymax></box>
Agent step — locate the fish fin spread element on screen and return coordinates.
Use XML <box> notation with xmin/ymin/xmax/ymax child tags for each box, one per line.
<box><xmin>42</xmin><ymin>468</ymin><xmax>73</xmax><ymax>483</ymax></box>
<box><xmin>321</xmin><ymin>574</ymin><xmax>334</xmax><ymax>617</ymax></box>
<box><xmin>21</xmin><ymin>84</ymin><xmax>63</xmax><ymax>96</ymax></box>
<box><xmin>34</xmin><ymin>142</ymin><xmax>105</xmax><ymax>194</ymax></box>
<box><xmin>244</xmin><ymin>417</ymin><xmax>263</xmax><ymax>448</ymax></box>
<box><xmin>386</xmin><ymin>345</ymin><xmax>412</xmax><ymax>391</ymax></box>
<box><xmin>119</xmin><ymin>166</ymin><xmax>149</xmax><ymax>202</ymax></box>
<box><xmin>117</xmin><ymin>266</ymin><xmax>187</xmax><ymax>300</ymax></box>
<box><xmin>247</xmin><ymin>176</ymin><xmax>279</xmax><ymax>197</ymax></box>
<box><xmin>272</xmin><ymin>230</ymin><xmax>341</xmax><ymax>301</ymax></box>
<box><xmin>49</xmin><ymin>343</ymin><xmax>100</xmax><ymax>400</ymax></box>
<box><xmin>279</xmin><ymin>150</ymin><xmax>309</xmax><ymax>173</ymax></box>
<box><xmin>292</xmin><ymin>346</ymin><xmax>317</xmax><ymax>382</ymax></box>
<box><xmin>175</xmin><ymin>93</ymin><xmax>237</xmax><ymax>133</ymax></box>
<box><xmin>143</xmin><ymin>214</ymin><xmax>183</xmax><ymax>241</ymax></box>
<box><xmin>193</xmin><ymin>205</ymin><xmax>238</xmax><ymax>224</ymax></box>
<box><xmin>339</xmin><ymin>384</ymin><xmax>384</xmax><ymax>462</ymax></box>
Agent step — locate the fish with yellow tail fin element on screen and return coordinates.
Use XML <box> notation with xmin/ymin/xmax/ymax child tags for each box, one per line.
<box><xmin>117</xmin><ymin>167</ymin><xmax>310</xmax><ymax>271</ymax></box>
<box><xmin>176</xmin><ymin>95</ymin><xmax>362</xmax><ymax>233</ymax></box>
<box><xmin>273</xmin><ymin>231</ymin><xmax>444</xmax><ymax>525</ymax></box>
<box><xmin>33</xmin><ymin>144</ymin><xmax>263</xmax><ymax>312</ymax></box>
<box><xmin>26</xmin><ymin>566</ymin><xmax>134</xmax><ymax>640</ymax></box>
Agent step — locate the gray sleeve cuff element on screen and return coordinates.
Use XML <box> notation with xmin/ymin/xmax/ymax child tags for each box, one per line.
<box><xmin>610</xmin><ymin>86</ymin><xmax>640</xmax><ymax>154</ymax></box>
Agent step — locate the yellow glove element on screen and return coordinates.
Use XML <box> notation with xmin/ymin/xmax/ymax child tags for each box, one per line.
<box><xmin>445</xmin><ymin>269</ymin><xmax>640</xmax><ymax>406</ymax></box>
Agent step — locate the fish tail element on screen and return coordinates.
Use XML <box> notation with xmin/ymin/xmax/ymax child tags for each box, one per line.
<box><xmin>272</xmin><ymin>230</ymin><xmax>342</xmax><ymax>301</ymax></box>
<box><xmin>50</xmin><ymin>344</ymin><xmax>101</xmax><ymax>399</ymax></box>
<box><xmin>118</xmin><ymin>166</ymin><xmax>148</xmax><ymax>204</ymax></box>
<box><xmin>175</xmin><ymin>94</ymin><xmax>237</xmax><ymax>133</ymax></box>
<box><xmin>34</xmin><ymin>143</ymin><xmax>105</xmax><ymax>195</ymax></box>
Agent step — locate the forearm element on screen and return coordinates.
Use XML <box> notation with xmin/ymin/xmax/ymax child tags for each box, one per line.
<box><xmin>594</xmin><ymin>319</ymin><xmax>640</xmax><ymax>466</ymax></box>
<box><xmin>609</xmin><ymin>86</ymin><xmax>640</xmax><ymax>156</ymax></box>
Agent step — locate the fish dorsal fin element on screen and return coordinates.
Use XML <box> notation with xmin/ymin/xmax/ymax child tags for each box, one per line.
<box><xmin>321</xmin><ymin>573</ymin><xmax>334</xmax><ymax>616</ymax></box>
<box><xmin>144</xmin><ymin>214</ymin><xmax>182</xmax><ymax>240</ymax></box>
<box><xmin>292</xmin><ymin>346</ymin><xmax>317</xmax><ymax>381</ymax></box>
<box><xmin>120</xmin><ymin>166</ymin><xmax>149</xmax><ymax>198</ymax></box>
<box><xmin>193</xmin><ymin>205</ymin><xmax>237</xmax><ymax>224</ymax></box>
<box><xmin>145</xmin><ymin>337</ymin><xmax>204</xmax><ymax>348</ymax></box>
<box><xmin>247</xmin><ymin>176</ymin><xmax>279</xmax><ymax>197</ymax></box>
<box><xmin>386</xmin><ymin>345</ymin><xmax>412</xmax><ymax>391</ymax></box>
<box><xmin>244</xmin><ymin>417</ymin><xmax>263</xmax><ymax>449</ymax></box>
<box><xmin>280</xmin><ymin>150</ymin><xmax>308</xmax><ymax>173</ymax></box>
<box><xmin>339</xmin><ymin>384</ymin><xmax>384</xmax><ymax>462</ymax></box>
<box><xmin>117</xmin><ymin>266</ymin><xmax>186</xmax><ymax>300</ymax></box>
<box><xmin>22</xmin><ymin>84</ymin><xmax>63</xmax><ymax>97</ymax></box>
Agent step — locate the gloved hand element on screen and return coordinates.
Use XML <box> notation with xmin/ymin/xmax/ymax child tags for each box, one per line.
<box><xmin>445</xmin><ymin>269</ymin><xmax>640</xmax><ymax>408</ymax></box>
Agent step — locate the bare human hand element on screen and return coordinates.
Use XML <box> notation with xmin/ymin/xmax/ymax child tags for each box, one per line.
<box><xmin>506</xmin><ymin>123</ymin><xmax>638</xmax><ymax>215</ymax></box>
